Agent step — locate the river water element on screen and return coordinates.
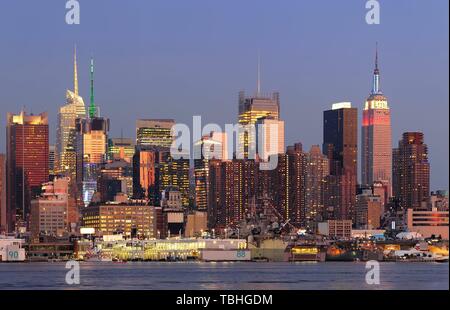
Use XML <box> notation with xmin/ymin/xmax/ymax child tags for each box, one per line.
<box><xmin>0</xmin><ymin>261</ymin><xmax>448</xmax><ymax>290</ymax></box>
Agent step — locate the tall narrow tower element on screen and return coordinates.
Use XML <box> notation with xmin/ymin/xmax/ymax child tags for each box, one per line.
<box><xmin>55</xmin><ymin>47</ymin><xmax>86</xmax><ymax>183</ymax></box>
<box><xmin>89</xmin><ymin>58</ymin><xmax>97</xmax><ymax>118</ymax></box>
<box><xmin>361</xmin><ymin>44</ymin><xmax>392</xmax><ymax>197</ymax></box>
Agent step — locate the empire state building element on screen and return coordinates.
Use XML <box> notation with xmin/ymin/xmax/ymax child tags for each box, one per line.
<box><xmin>361</xmin><ymin>45</ymin><xmax>392</xmax><ymax>198</ymax></box>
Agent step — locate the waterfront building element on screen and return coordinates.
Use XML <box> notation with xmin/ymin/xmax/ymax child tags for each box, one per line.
<box><xmin>406</xmin><ymin>208</ymin><xmax>449</xmax><ymax>239</ymax></box>
<box><xmin>81</xmin><ymin>200</ymin><xmax>158</xmax><ymax>238</ymax></box>
<box><xmin>355</xmin><ymin>188</ymin><xmax>383</xmax><ymax>229</ymax></box>
<box><xmin>6</xmin><ymin>111</ymin><xmax>49</xmax><ymax>232</ymax></box>
<box><xmin>0</xmin><ymin>154</ymin><xmax>6</xmax><ymax>232</ymax></box>
<box><xmin>361</xmin><ymin>47</ymin><xmax>392</xmax><ymax>196</ymax></box>
<box><xmin>323</xmin><ymin>102</ymin><xmax>357</xmax><ymax>221</ymax></box>
<box><xmin>392</xmin><ymin>132</ymin><xmax>430</xmax><ymax>209</ymax></box>
<box><xmin>136</xmin><ymin>119</ymin><xmax>175</xmax><ymax>148</ymax></box>
<box><xmin>238</xmin><ymin>89</ymin><xmax>280</xmax><ymax>159</ymax></box>
<box><xmin>185</xmin><ymin>211</ymin><xmax>208</xmax><ymax>237</ymax></box>
<box><xmin>318</xmin><ymin>220</ymin><xmax>352</xmax><ymax>239</ymax></box>
<box><xmin>55</xmin><ymin>48</ymin><xmax>86</xmax><ymax>190</ymax></box>
<box><xmin>108</xmin><ymin>137</ymin><xmax>135</xmax><ymax>163</ymax></box>
<box><xmin>30</xmin><ymin>178</ymin><xmax>70</xmax><ymax>239</ymax></box>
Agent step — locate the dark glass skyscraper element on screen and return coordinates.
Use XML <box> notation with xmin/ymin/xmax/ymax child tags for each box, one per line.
<box><xmin>323</xmin><ymin>103</ymin><xmax>357</xmax><ymax>221</ymax></box>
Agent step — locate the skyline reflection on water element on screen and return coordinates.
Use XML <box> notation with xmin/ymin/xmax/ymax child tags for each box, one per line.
<box><xmin>0</xmin><ymin>262</ymin><xmax>448</xmax><ymax>290</ymax></box>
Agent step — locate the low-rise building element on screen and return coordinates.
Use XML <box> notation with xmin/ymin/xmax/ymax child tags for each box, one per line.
<box><xmin>355</xmin><ymin>189</ymin><xmax>383</xmax><ymax>229</ymax></box>
<box><xmin>318</xmin><ymin>220</ymin><xmax>352</xmax><ymax>239</ymax></box>
<box><xmin>30</xmin><ymin>178</ymin><xmax>70</xmax><ymax>239</ymax></box>
<box><xmin>406</xmin><ymin>207</ymin><xmax>449</xmax><ymax>239</ymax></box>
<box><xmin>81</xmin><ymin>199</ymin><xmax>158</xmax><ymax>238</ymax></box>
<box><xmin>185</xmin><ymin>211</ymin><xmax>208</xmax><ymax>237</ymax></box>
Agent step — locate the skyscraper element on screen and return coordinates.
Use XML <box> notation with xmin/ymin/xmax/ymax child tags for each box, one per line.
<box><xmin>305</xmin><ymin>145</ymin><xmax>329</xmax><ymax>230</ymax></box>
<box><xmin>194</xmin><ymin>132</ymin><xmax>228</xmax><ymax>211</ymax></box>
<box><xmin>393</xmin><ymin>132</ymin><xmax>430</xmax><ymax>209</ymax></box>
<box><xmin>361</xmin><ymin>46</ymin><xmax>392</xmax><ymax>196</ymax></box>
<box><xmin>75</xmin><ymin>58</ymin><xmax>109</xmax><ymax>207</ymax></box>
<box><xmin>238</xmin><ymin>89</ymin><xmax>280</xmax><ymax>159</ymax></box>
<box><xmin>323</xmin><ymin>102</ymin><xmax>358</xmax><ymax>221</ymax></box>
<box><xmin>208</xmin><ymin>159</ymin><xmax>258</xmax><ymax>228</ymax></box>
<box><xmin>136</xmin><ymin>119</ymin><xmax>175</xmax><ymax>148</ymax></box>
<box><xmin>6</xmin><ymin>111</ymin><xmax>49</xmax><ymax>231</ymax></box>
<box><xmin>55</xmin><ymin>47</ymin><xmax>86</xmax><ymax>191</ymax></box>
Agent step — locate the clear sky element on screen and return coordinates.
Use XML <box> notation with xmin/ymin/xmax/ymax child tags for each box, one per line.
<box><xmin>0</xmin><ymin>0</ymin><xmax>448</xmax><ymax>190</ymax></box>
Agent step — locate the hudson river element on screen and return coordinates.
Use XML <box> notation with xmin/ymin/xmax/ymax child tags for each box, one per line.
<box><xmin>0</xmin><ymin>262</ymin><xmax>448</xmax><ymax>290</ymax></box>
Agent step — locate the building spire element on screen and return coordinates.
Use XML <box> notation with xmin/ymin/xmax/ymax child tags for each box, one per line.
<box><xmin>257</xmin><ymin>50</ymin><xmax>261</xmax><ymax>96</ymax></box>
<box><xmin>372</xmin><ymin>42</ymin><xmax>381</xmax><ymax>94</ymax></box>
<box><xmin>74</xmin><ymin>45</ymin><xmax>79</xmax><ymax>96</ymax></box>
<box><xmin>89</xmin><ymin>57</ymin><xmax>97</xmax><ymax>118</ymax></box>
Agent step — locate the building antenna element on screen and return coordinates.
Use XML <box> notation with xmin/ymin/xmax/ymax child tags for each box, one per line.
<box><xmin>257</xmin><ymin>50</ymin><xmax>261</xmax><ymax>96</ymax></box>
<box><xmin>74</xmin><ymin>44</ymin><xmax>79</xmax><ymax>96</ymax></box>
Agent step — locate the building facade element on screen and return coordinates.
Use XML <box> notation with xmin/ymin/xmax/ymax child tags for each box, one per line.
<box><xmin>355</xmin><ymin>189</ymin><xmax>383</xmax><ymax>229</ymax></box>
<box><xmin>55</xmin><ymin>48</ymin><xmax>86</xmax><ymax>189</ymax></box>
<box><xmin>393</xmin><ymin>132</ymin><xmax>430</xmax><ymax>209</ymax></box>
<box><xmin>238</xmin><ymin>90</ymin><xmax>280</xmax><ymax>158</ymax></box>
<box><xmin>323</xmin><ymin>102</ymin><xmax>357</xmax><ymax>221</ymax></box>
<box><xmin>406</xmin><ymin>208</ymin><xmax>449</xmax><ymax>239</ymax></box>
<box><xmin>194</xmin><ymin>132</ymin><xmax>228</xmax><ymax>211</ymax></box>
<box><xmin>305</xmin><ymin>145</ymin><xmax>329</xmax><ymax>230</ymax></box>
<box><xmin>82</xmin><ymin>202</ymin><xmax>158</xmax><ymax>238</ymax></box>
<box><xmin>30</xmin><ymin>178</ymin><xmax>70</xmax><ymax>239</ymax></box>
<box><xmin>108</xmin><ymin>138</ymin><xmax>135</xmax><ymax>163</ymax></box>
<box><xmin>6</xmin><ymin>111</ymin><xmax>49</xmax><ymax>232</ymax></box>
<box><xmin>361</xmin><ymin>48</ymin><xmax>392</xmax><ymax>196</ymax></box>
<box><xmin>136</xmin><ymin>119</ymin><xmax>175</xmax><ymax>148</ymax></box>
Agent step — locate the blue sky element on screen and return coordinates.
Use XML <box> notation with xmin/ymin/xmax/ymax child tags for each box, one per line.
<box><xmin>0</xmin><ymin>0</ymin><xmax>448</xmax><ymax>189</ymax></box>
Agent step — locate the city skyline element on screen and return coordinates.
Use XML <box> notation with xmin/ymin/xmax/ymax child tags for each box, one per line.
<box><xmin>0</xmin><ymin>0</ymin><xmax>448</xmax><ymax>190</ymax></box>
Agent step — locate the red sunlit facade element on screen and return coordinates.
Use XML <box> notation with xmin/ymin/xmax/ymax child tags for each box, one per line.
<box><xmin>6</xmin><ymin>111</ymin><xmax>49</xmax><ymax>232</ymax></box>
